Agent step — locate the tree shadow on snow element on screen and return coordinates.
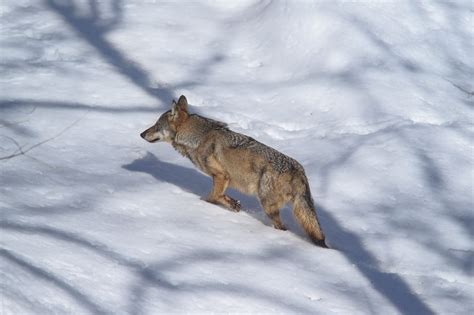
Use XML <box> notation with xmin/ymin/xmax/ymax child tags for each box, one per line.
<box><xmin>0</xmin><ymin>248</ymin><xmax>110</xmax><ymax>315</ymax></box>
<box><xmin>45</xmin><ymin>0</ymin><xmax>174</xmax><ymax>104</ymax></box>
<box><xmin>0</xmin><ymin>221</ymin><xmax>315</xmax><ymax>314</ymax></box>
<box><xmin>319</xmin><ymin>205</ymin><xmax>436</xmax><ymax>315</ymax></box>
<box><xmin>122</xmin><ymin>152</ymin><xmax>435</xmax><ymax>315</ymax></box>
<box><xmin>0</xmin><ymin>99</ymin><xmax>157</xmax><ymax>115</ymax></box>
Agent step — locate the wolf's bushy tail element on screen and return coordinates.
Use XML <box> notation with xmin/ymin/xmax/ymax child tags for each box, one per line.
<box><xmin>293</xmin><ymin>182</ymin><xmax>327</xmax><ymax>248</ymax></box>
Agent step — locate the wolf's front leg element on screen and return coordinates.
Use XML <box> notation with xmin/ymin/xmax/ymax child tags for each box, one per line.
<box><xmin>206</xmin><ymin>174</ymin><xmax>241</xmax><ymax>212</ymax></box>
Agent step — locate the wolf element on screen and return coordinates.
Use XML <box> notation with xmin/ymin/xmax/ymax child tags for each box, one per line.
<box><xmin>140</xmin><ymin>96</ymin><xmax>327</xmax><ymax>247</ymax></box>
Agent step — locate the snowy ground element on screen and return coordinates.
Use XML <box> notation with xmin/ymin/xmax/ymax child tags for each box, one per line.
<box><xmin>1</xmin><ymin>0</ymin><xmax>473</xmax><ymax>314</ymax></box>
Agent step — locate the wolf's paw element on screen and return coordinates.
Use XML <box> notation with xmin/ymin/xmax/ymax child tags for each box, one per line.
<box><xmin>313</xmin><ymin>239</ymin><xmax>329</xmax><ymax>248</ymax></box>
<box><xmin>273</xmin><ymin>223</ymin><xmax>287</xmax><ymax>231</ymax></box>
<box><xmin>224</xmin><ymin>196</ymin><xmax>241</xmax><ymax>212</ymax></box>
<box><xmin>205</xmin><ymin>196</ymin><xmax>241</xmax><ymax>212</ymax></box>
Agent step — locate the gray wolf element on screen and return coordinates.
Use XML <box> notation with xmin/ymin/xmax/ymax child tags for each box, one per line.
<box><xmin>140</xmin><ymin>96</ymin><xmax>327</xmax><ymax>247</ymax></box>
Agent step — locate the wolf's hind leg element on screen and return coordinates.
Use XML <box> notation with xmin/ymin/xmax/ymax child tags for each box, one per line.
<box><xmin>259</xmin><ymin>196</ymin><xmax>287</xmax><ymax>231</ymax></box>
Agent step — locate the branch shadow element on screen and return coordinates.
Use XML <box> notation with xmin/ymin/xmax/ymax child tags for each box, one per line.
<box><xmin>0</xmin><ymin>284</ymin><xmax>53</xmax><ymax>315</ymax></box>
<box><xmin>0</xmin><ymin>220</ymin><xmax>315</xmax><ymax>314</ymax></box>
<box><xmin>0</xmin><ymin>248</ymin><xmax>110</xmax><ymax>315</ymax></box>
<box><xmin>0</xmin><ymin>99</ymin><xmax>157</xmax><ymax>114</ymax></box>
<box><xmin>314</xmin><ymin>116</ymin><xmax>473</xmax><ymax>313</ymax></box>
<box><xmin>411</xmin><ymin>143</ymin><xmax>474</xmax><ymax>275</ymax></box>
<box><xmin>0</xmin><ymin>119</ymin><xmax>33</xmax><ymax>137</ymax></box>
<box><xmin>317</xmin><ymin>205</ymin><xmax>435</xmax><ymax>315</ymax></box>
<box><xmin>45</xmin><ymin>0</ymin><xmax>174</xmax><ymax>104</ymax></box>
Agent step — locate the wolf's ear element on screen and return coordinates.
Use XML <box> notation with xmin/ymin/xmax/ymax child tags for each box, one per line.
<box><xmin>171</xmin><ymin>95</ymin><xmax>188</xmax><ymax>116</ymax></box>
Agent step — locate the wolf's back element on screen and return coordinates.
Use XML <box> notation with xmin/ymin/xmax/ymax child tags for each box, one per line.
<box><xmin>218</xmin><ymin>128</ymin><xmax>303</xmax><ymax>174</ymax></box>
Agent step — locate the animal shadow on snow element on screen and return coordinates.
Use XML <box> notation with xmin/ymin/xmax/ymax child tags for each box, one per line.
<box><xmin>122</xmin><ymin>152</ymin><xmax>307</xmax><ymax>238</ymax></box>
<box><xmin>123</xmin><ymin>152</ymin><xmax>436</xmax><ymax>315</ymax></box>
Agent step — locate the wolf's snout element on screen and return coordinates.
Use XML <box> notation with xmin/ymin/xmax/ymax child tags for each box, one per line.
<box><xmin>140</xmin><ymin>129</ymin><xmax>159</xmax><ymax>142</ymax></box>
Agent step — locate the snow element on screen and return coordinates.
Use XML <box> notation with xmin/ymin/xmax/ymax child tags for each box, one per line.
<box><xmin>1</xmin><ymin>0</ymin><xmax>473</xmax><ymax>314</ymax></box>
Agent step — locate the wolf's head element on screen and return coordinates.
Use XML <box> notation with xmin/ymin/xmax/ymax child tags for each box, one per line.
<box><xmin>140</xmin><ymin>95</ymin><xmax>189</xmax><ymax>143</ymax></box>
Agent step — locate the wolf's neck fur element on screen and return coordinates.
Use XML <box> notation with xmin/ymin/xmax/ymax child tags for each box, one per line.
<box><xmin>173</xmin><ymin>114</ymin><xmax>227</xmax><ymax>150</ymax></box>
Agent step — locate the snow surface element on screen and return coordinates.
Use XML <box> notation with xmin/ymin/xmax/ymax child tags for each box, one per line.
<box><xmin>1</xmin><ymin>0</ymin><xmax>473</xmax><ymax>314</ymax></box>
